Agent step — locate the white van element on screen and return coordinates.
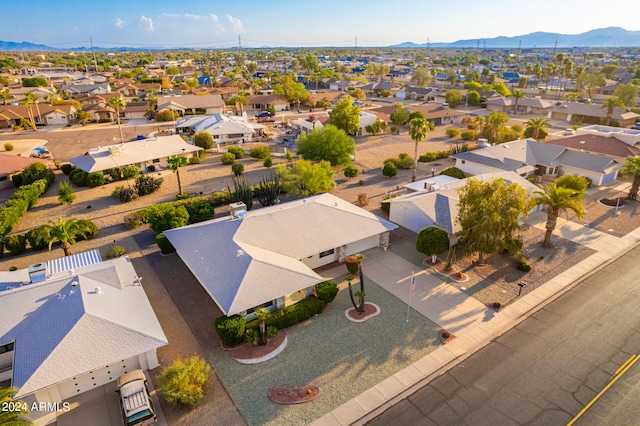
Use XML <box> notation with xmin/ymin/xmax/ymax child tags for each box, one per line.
<box><xmin>477</xmin><ymin>138</ymin><xmax>490</xmax><ymax>148</ymax></box>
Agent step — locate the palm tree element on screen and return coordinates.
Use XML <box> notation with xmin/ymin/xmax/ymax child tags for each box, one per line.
<box><xmin>525</xmin><ymin>117</ymin><xmax>550</xmax><ymax>140</ymax></box>
<box><xmin>19</xmin><ymin>93</ymin><xmax>39</xmax><ymax>131</ymax></box>
<box><xmin>621</xmin><ymin>156</ymin><xmax>640</xmax><ymax>200</ymax></box>
<box><xmin>38</xmin><ymin>218</ymin><xmax>92</xmax><ymax>256</ymax></box>
<box><xmin>533</xmin><ymin>183</ymin><xmax>585</xmax><ymax>247</ymax></box>
<box><xmin>0</xmin><ymin>387</ymin><xmax>31</xmax><ymax>425</ymax></box>
<box><xmin>408</xmin><ymin>117</ymin><xmax>429</xmax><ymax>182</ymax></box>
<box><xmin>254</xmin><ymin>308</ymin><xmax>270</xmax><ymax>346</ymax></box>
<box><xmin>513</xmin><ymin>89</ymin><xmax>525</xmax><ymax>114</ymax></box>
<box><xmin>600</xmin><ymin>97</ymin><xmax>624</xmax><ymax>126</ymax></box>
<box><xmin>168</xmin><ymin>155</ymin><xmax>188</xmax><ymax>195</ymax></box>
<box><xmin>107</xmin><ymin>96</ymin><xmax>126</xmax><ymax>144</ymax></box>
<box><xmin>76</xmin><ymin>110</ymin><xmax>90</xmax><ymax>126</ymax></box>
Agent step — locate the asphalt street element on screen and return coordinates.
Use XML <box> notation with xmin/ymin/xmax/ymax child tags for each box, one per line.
<box><xmin>368</xmin><ymin>244</ymin><xmax>640</xmax><ymax>426</ymax></box>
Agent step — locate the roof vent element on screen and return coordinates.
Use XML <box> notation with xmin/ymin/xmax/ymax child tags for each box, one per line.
<box><xmin>28</xmin><ymin>263</ymin><xmax>48</xmax><ymax>284</ymax></box>
<box><xmin>579</xmin><ymin>140</ymin><xmax>586</xmax><ymax>144</ymax></box>
<box><xmin>72</xmin><ymin>280</ymin><xmax>78</xmax><ymax>286</ymax></box>
<box><xmin>237</xmin><ymin>249</ymin><xmax>244</xmax><ymax>257</ymax></box>
<box><xmin>95</xmin><ymin>287</ymin><xmax>102</xmax><ymax>294</ymax></box>
<box><xmin>229</xmin><ymin>201</ymin><xmax>247</xmax><ymax>219</ymax></box>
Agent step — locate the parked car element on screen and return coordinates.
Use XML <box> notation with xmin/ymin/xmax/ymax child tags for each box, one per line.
<box><xmin>116</xmin><ymin>370</ymin><xmax>157</xmax><ymax>426</ymax></box>
<box><xmin>255</xmin><ymin>111</ymin><xmax>273</xmax><ymax>118</ymax></box>
<box><xmin>565</xmin><ymin>128</ymin><xmax>577</xmax><ymax>136</ymax></box>
<box><xmin>352</xmin><ymin>101</ymin><xmax>364</xmax><ymax>107</ymax></box>
<box><xmin>30</xmin><ymin>147</ymin><xmax>52</xmax><ymax>159</ymax></box>
<box><xmin>477</xmin><ymin>138</ymin><xmax>490</xmax><ymax>148</ymax></box>
<box><xmin>631</xmin><ymin>124</ymin><xmax>640</xmax><ymax>130</ymax></box>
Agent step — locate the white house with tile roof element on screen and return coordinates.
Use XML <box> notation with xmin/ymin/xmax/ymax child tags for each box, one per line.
<box><xmin>0</xmin><ymin>254</ymin><xmax>167</xmax><ymax>425</ymax></box>
<box><xmin>164</xmin><ymin>193</ymin><xmax>398</xmax><ymax>317</ymax></box>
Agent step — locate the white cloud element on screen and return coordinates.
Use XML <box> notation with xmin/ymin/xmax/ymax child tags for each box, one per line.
<box><xmin>210</xmin><ymin>14</ymin><xmax>225</xmax><ymax>33</ymax></box>
<box><xmin>140</xmin><ymin>15</ymin><xmax>154</xmax><ymax>32</ymax></box>
<box><xmin>115</xmin><ymin>18</ymin><xmax>125</xmax><ymax>29</ymax></box>
<box><xmin>225</xmin><ymin>14</ymin><xmax>243</xmax><ymax>33</ymax></box>
<box><xmin>184</xmin><ymin>13</ymin><xmax>203</xmax><ymax>20</ymax></box>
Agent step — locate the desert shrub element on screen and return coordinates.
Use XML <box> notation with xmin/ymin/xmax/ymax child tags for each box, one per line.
<box><xmin>75</xmin><ymin>219</ymin><xmax>98</xmax><ymax>240</ymax></box>
<box><xmin>86</xmin><ymin>172</ymin><xmax>106</xmax><ymax>187</ymax></box>
<box><xmin>231</xmin><ymin>163</ymin><xmax>244</xmax><ymax>176</ymax></box>
<box><xmin>177</xmin><ymin>198</ymin><xmax>215</xmax><ymax>223</ymax></box>
<box><xmin>107</xmin><ymin>244</ymin><xmax>126</xmax><ymax>258</ymax></box>
<box><xmin>398</xmin><ymin>155</ymin><xmax>414</xmax><ymax>169</ymax></box>
<box><xmin>121</xmin><ymin>165</ymin><xmax>140</xmax><ymax>180</ymax></box>
<box><xmin>215</xmin><ymin>315</ymin><xmax>246</xmax><ymax>347</ymax></box>
<box><xmin>57</xmin><ymin>182</ymin><xmax>76</xmax><ymax>204</ymax></box>
<box><xmin>245</xmin><ymin>329</ymin><xmax>258</xmax><ymax>344</ymax></box>
<box><xmin>315</xmin><ymin>280</ymin><xmax>339</xmax><ymax>304</ymax></box>
<box><xmin>60</xmin><ymin>163</ymin><xmax>74</xmax><ymax>175</ymax></box>
<box><xmin>285</xmin><ymin>151</ymin><xmax>293</xmax><ymax>161</ymax></box>
<box><xmin>210</xmin><ymin>191</ymin><xmax>231</xmax><ymax>207</ymax></box>
<box><xmin>71</xmin><ymin>170</ymin><xmax>87</xmax><ymax>186</ymax></box>
<box><xmin>148</xmin><ymin>204</ymin><xmax>189</xmax><ymax>233</ymax></box>
<box><xmin>10</xmin><ymin>173</ymin><xmax>23</xmax><ymax>187</ymax></box>
<box><xmin>5</xmin><ymin>234</ymin><xmax>26</xmax><ymax>255</ymax></box>
<box><xmin>13</xmin><ymin>183</ymin><xmax>42</xmax><ymax>209</ymax></box>
<box><xmin>188</xmin><ymin>157</ymin><xmax>200</xmax><ymax>165</ymax></box>
<box><xmin>135</xmin><ymin>175</ymin><xmax>163</xmax><ymax>196</ymax></box>
<box><xmin>156</xmin><ymin>232</ymin><xmax>176</xmax><ymax>254</ymax></box>
<box><xmin>267</xmin><ymin>326</ymin><xmax>278</xmax><ymax>338</ymax></box>
<box><xmin>516</xmin><ymin>256</ymin><xmax>532</xmax><ymax>272</ymax></box>
<box><xmin>446</xmin><ymin>128</ymin><xmax>461</xmax><ymax>138</ymax></box>
<box><xmin>26</xmin><ymin>227</ymin><xmax>49</xmax><ymax>250</ymax></box>
<box><xmin>68</xmin><ymin>168</ymin><xmax>82</xmax><ymax>179</ymax></box>
<box><xmin>461</xmin><ymin>130</ymin><xmax>477</xmax><ymax>141</ymax></box>
<box><xmin>159</xmin><ymin>354</ymin><xmax>211</xmax><ymax>407</ymax></box>
<box><xmin>418</xmin><ymin>150</ymin><xmax>451</xmax><ymax>163</ymax></box>
<box><xmin>20</xmin><ymin>162</ymin><xmax>54</xmax><ymax>187</ymax></box>
<box><xmin>382</xmin><ymin>161</ymin><xmax>398</xmax><ymax>177</ymax></box>
<box><xmin>439</xmin><ymin>167</ymin><xmax>466</xmax><ymax>179</ymax></box>
<box><xmin>112</xmin><ymin>185</ymin><xmax>139</xmax><ymax>202</ymax></box>
<box><xmin>221</xmin><ymin>152</ymin><xmax>235</xmax><ymax>165</ymax></box>
<box><xmin>176</xmin><ymin>192</ymin><xmax>190</xmax><ymax>200</ymax></box>
<box><xmin>155</xmin><ymin>110</ymin><xmax>179</xmax><ymax>121</ymax></box>
<box><xmin>227</xmin><ymin>146</ymin><xmax>245</xmax><ymax>159</ymax></box>
<box><xmin>4</xmin><ymin>143</ymin><xmax>14</xmax><ymax>151</ymax></box>
<box><xmin>250</xmin><ymin>145</ymin><xmax>271</xmax><ymax>160</ymax></box>
<box><xmin>193</xmin><ymin>131</ymin><xmax>214</xmax><ymax>150</ymax></box>
<box><xmin>263</xmin><ymin>157</ymin><xmax>273</xmax><ymax>168</ymax></box>
<box><xmin>246</xmin><ymin>296</ymin><xmax>325</xmax><ymax>331</ymax></box>
<box><xmin>343</xmin><ymin>164</ymin><xmax>360</xmax><ymax>179</ymax></box>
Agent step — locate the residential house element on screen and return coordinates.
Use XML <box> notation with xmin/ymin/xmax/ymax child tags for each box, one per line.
<box><xmin>453</xmin><ymin>138</ymin><xmax>621</xmax><ymax>186</ymax></box>
<box><xmin>548</xmin><ymin>102</ymin><xmax>640</xmax><ymax>127</ymax></box>
<box><xmin>401</xmin><ymin>87</ymin><xmax>445</xmax><ymax>102</ymax></box>
<box><xmin>0</xmin><ymin>104</ymin><xmax>76</xmax><ymax>127</ymax></box>
<box><xmin>0</xmin><ymin>155</ymin><xmax>51</xmax><ymax>190</ymax></box>
<box><xmin>68</xmin><ymin>134</ymin><xmax>201</xmax><ymax>173</ymax></box>
<box><xmin>308</xmin><ymin>91</ymin><xmax>350</xmax><ymax>108</ymax></box>
<box><xmin>61</xmin><ymin>83</ymin><xmax>111</xmax><ymax>95</ymax></box>
<box><xmin>248</xmin><ymin>94</ymin><xmax>289</xmax><ymax>112</ymax></box>
<box><xmin>123</xmin><ymin>101</ymin><xmax>151</xmax><ymax>120</ymax></box>
<box><xmin>164</xmin><ymin>193</ymin><xmax>397</xmax><ymax>317</ymax></box>
<box><xmin>486</xmin><ymin>96</ymin><xmax>554</xmax><ymax>115</ymax></box>
<box><xmin>0</xmin><ymin>252</ymin><xmax>167</xmax><ymax>426</ymax></box>
<box><xmin>547</xmin><ymin>126</ymin><xmax>640</xmax><ymax>161</ymax></box>
<box><xmin>157</xmin><ymin>94</ymin><xmax>224</xmax><ymax>116</ymax></box>
<box><xmin>175</xmin><ymin>114</ymin><xmax>259</xmax><ymax>143</ymax></box>
<box><xmin>389</xmin><ymin>172</ymin><xmax>541</xmax><ymax>235</ymax></box>
<box><xmin>298</xmin><ymin>115</ymin><xmax>331</xmax><ymax>134</ymax></box>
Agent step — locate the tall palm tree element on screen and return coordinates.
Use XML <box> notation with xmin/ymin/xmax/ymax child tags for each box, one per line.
<box><xmin>600</xmin><ymin>97</ymin><xmax>624</xmax><ymax>126</ymax></box>
<box><xmin>621</xmin><ymin>156</ymin><xmax>640</xmax><ymax>200</ymax></box>
<box><xmin>38</xmin><ymin>218</ymin><xmax>92</xmax><ymax>256</ymax></box>
<box><xmin>525</xmin><ymin>117</ymin><xmax>550</xmax><ymax>140</ymax></box>
<box><xmin>533</xmin><ymin>183</ymin><xmax>585</xmax><ymax>247</ymax></box>
<box><xmin>19</xmin><ymin>93</ymin><xmax>39</xmax><ymax>131</ymax></box>
<box><xmin>168</xmin><ymin>155</ymin><xmax>188</xmax><ymax>195</ymax></box>
<box><xmin>408</xmin><ymin>117</ymin><xmax>429</xmax><ymax>182</ymax></box>
<box><xmin>107</xmin><ymin>96</ymin><xmax>126</xmax><ymax>144</ymax></box>
<box><xmin>513</xmin><ymin>89</ymin><xmax>525</xmax><ymax>114</ymax></box>
<box><xmin>0</xmin><ymin>387</ymin><xmax>31</xmax><ymax>425</ymax></box>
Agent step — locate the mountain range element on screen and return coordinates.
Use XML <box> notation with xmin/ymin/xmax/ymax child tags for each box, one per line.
<box><xmin>1</xmin><ymin>27</ymin><xmax>640</xmax><ymax>51</ymax></box>
<box><xmin>391</xmin><ymin>27</ymin><xmax>640</xmax><ymax>49</ymax></box>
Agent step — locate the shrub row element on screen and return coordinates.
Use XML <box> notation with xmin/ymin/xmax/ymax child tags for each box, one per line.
<box><xmin>245</xmin><ymin>296</ymin><xmax>325</xmax><ymax>331</ymax></box>
<box><xmin>11</xmin><ymin>163</ymin><xmax>55</xmax><ymax>188</ymax></box>
<box><xmin>315</xmin><ymin>280</ymin><xmax>339</xmax><ymax>304</ymax></box>
<box><xmin>3</xmin><ymin>219</ymin><xmax>98</xmax><ymax>256</ymax></box>
<box><xmin>123</xmin><ymin>196</ymin><xmax>215</xmax><ymax>229</ymax></box>
<box><xmin>384</xmin><ymin>153</ymin><xmax>414</xmax><ymax>170</ymax></box>
<box><xmin>0</xmin><ymin>178</ymin><xmax>51</xmax><ymax>254</ymax></box>
<box><xmin>111</xmin><ymin>175</ymin><xmax>164</xmax><ymax>203</ymax></box>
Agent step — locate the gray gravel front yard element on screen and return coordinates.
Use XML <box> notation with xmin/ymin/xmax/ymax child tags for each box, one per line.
<box><xmin>210</xmin><ymin>278</ymin><xmax>441</xmax><ymax>426</ymax></box>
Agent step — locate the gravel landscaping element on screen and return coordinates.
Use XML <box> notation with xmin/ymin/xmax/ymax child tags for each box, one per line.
<box><xmin>209</xmin><ymin>278</ymin><xmax>441</xmax><ymax>426</ymax></box>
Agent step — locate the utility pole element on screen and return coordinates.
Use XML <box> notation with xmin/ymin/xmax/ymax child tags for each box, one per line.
<box><xmin>553</xmin><ymin>39</ymin><xmax>557</xmax><ymax>54</ymax></box>
<box><xmin>90</xmin><ymin>37</ymin><xmax>98</xmax><ymax>72</ymax></box>
<box><xmin>518</xmin><ymin>40</ymin><xmax>522</xmax><ymax>58</ymax></box>
<box><xmin>238</xmin><ymin>35</ymin><xmax>242</xmax><ymax>51</ymax></box>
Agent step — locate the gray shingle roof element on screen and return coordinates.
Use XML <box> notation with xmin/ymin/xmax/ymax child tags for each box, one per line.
<box><xmin>0</xmin><ymin>257</ymin><xmax>167</xmax><ymax>398</ymax></box>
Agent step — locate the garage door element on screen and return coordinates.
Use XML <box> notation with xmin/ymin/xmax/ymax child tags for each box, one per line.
<box><xmin>601</xmin><ymin>172</ymin><xmax>616</xmax><ymax>184</ymax></box>
<box><xmin>57</xmin><ymin>358</ymin><xmax>141</xmax><ymax>400</ymax></box>
<box><xmin>46</xmin><ymin>116</ymin><xmax>68</xmax><ymax>125</ymax></box>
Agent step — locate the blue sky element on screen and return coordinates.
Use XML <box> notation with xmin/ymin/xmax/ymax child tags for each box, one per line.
<box><xmin>3</xmin><ymin>0</ymin><xmax>639</xmax><ymax>48</ymax></box>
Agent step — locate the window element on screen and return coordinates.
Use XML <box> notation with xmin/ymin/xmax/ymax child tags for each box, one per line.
<box><xmin>0</xmin><ymin>342</ymin><xmax>15</xmax><ymax>354</ymax></box>
<box><xmin>152</xmin><ymin>159</ymin><xmax>160</xmax><ymax>163</ymax></box>
<box><xmin>461</xmin><ymin>160</ymin><xmax>466</xmax><ymax>164</ymax></box>
<box><xmin>319</xmin><ymin>249</ymin><xmax>335</xmax><ymax>258</ymax></box>
<box><xmin>246</xmin><ymin>300</ymin><xmax>274</xmax><ymax>315</ymax></box>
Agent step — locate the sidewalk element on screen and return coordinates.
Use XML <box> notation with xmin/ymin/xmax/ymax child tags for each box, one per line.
<box><xmin>312</xmin><ymin>220</ymin><xmax>640</xmax><ymax>426</ymax></box>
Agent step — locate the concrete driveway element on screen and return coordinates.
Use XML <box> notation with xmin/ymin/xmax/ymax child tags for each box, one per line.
<box><xmin>56</xmin><ymin>371</ymin><xmax>166</xmax><ymax>426</ymax></box>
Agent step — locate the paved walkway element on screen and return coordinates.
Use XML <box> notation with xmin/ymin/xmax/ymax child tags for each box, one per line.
<box><xmin>312</xmin><ymin>219</ymin><xmax>640</xmax><ymax>426</ymax></box>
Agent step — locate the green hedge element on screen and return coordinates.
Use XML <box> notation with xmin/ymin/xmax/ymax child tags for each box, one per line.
<box><xmin>156</xmin><ymin>233</ymin><xmax>176</xmax><ymax>254</ymax></box>
<box><xmin>215</xmin><ymin>315</ymin><xmax>246</xmax><ymax>347</ymax></box>
<box><xmin>246</xmin><ymin>296</ymin><xmax>325</xmax><ymax>331</ymax></box>
<box><xmin>4</xmin><ymin>234</ymin><xmax>26</xmax><ymax>255</ymax></box>
<box><xmin>123</xmin><ymin>197</ymin><xmax>216</xmax><ymax>229</ymax></box>
<box><xmin>315</xmin><ymin>280</ymin><xmax>339</xmax><ymax>304</ymax></box>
